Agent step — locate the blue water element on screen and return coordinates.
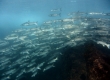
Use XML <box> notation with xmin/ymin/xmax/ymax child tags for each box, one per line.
<box><xmin>0</xmin><ymin>0</ymin><xmax>110</xmax><ymax>38</ymax></box>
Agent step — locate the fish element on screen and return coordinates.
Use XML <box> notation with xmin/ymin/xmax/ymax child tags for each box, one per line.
<box><xmin>89</xmin><ymin>12</ymin><xmax>104</xmax><ymax>15</ymax></box>
<box><xmin>21</xmin><ymin>21</ymin><xmax>38</xmax><ymax>26</ymax></box>
<box><xmin>31</xmin><ymin>72</ymin><xmax>37</xmax><ymax>77</ymax></box>
<box><xmin>1</xmin><ymin>76</ymin><xmax>10</xmax><ymax>80</ymax></box>
<box><xmin>104</xmin><ymin>13</ymin><xmax>110</xmax><ymax>16</ymax></box>
<box><xmin>47</xmin><ymin>57</ymin><xmax>58</xmax><ymax>64</ymax></box>
<box><xmin>2</xmin><ymin>69</ymin><xmax>17</xmax><ymax>76</ymax></box>
<box><xmin>51</xmin><ymin>8</ymin><xmax>62</xmax><ymax>12</ymax></box>
<box><xmin>27</xmin><ymin>62</ymin><xmax>36</xmax><ymax>67</ymax></box>
<box><xmin>0</xmin><ymin>41</ymin><xmax>9</xmax><ymax>47</ymax></box>
<box><xmin>96</xmin><ymin>41</ymin><xmax>110</xmax><ymax>49</ymax></box>
<box><xmin>49</xmin><ymin>13</ymin><xmax>61</xmax><ymax>17</ymax></box>
<box><xmin>36</xmin><ymin>62</ymin><xmax>45</xmax><ymax>70</ymax></box>
<box><xmin>43</xmin><ymin>65</ymin><xmax>55</xmax><ymax>72</ymax></box>
<box><xmin>4</xmin><ymin>36</ymin><xmax>18</xmax><ymax>40</ymax></box>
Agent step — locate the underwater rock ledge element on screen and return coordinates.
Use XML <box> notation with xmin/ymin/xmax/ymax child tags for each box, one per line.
<box><xmin>84</xmin><ymin>41</ymin><xmax>110</xmax><ymax>80</ymax></box>
<box><xmin>61</xmin><ymin>40</ymin><xmax>110</xmax><ymax>80</ymax></box>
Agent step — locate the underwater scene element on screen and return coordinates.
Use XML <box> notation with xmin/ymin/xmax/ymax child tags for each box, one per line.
<box><xmin>0</xmin><ymin>0</ymin><xmax>110</xmax><ymax>80</ymax></box>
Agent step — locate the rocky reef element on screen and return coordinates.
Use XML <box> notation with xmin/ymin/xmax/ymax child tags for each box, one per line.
<box><xmin>60</xmin><ymin>41</ymin><xmax>110</xmax><ymax>80</ymax></box>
